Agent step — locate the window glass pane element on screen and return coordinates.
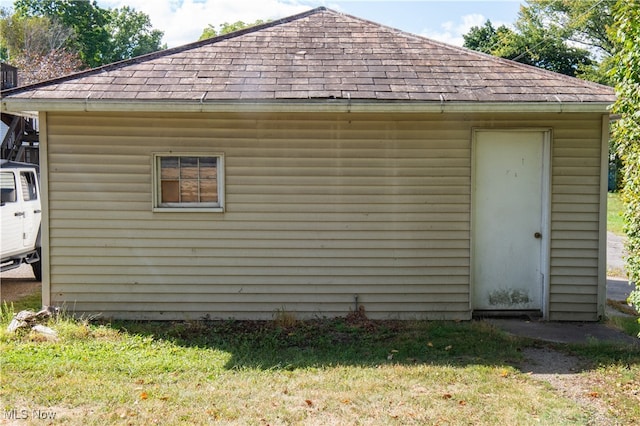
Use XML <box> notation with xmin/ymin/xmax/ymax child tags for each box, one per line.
<box><xmin>0</xmin><ymin>172</ymin><xmax>17</xmax><ymax>203</ymax></box>
<box><xmin>199</xmin><ymin>180</ymin><xmax>218</xmax><ymax>202</ymax></box>
<box><xmin>180</xmin><ymin>179</ymin><xmax>199</xmax><ymax>202</ymax></box>
<box><xmin>199</xmin><ymin>157</ymin><xmax>217</xmax><ymax>179</ymax></box>
<box><xmin>0</xmin><ymin>172</ymin><xmax>15</xmax><ymax>189</ymax></box>
<box><xmin>161</xmin><ymin>180</ymin><xmax>180</xmax><ymax>203</ymax></box>
<box><xmin>160</xmin><ymin>157</ymin><xmax>179</xmax><ymax>179</ymax></box>
<box><xmin>20</xmin><ymin>172</ymin><xmax>37</xmax><ymax>201</ymax></box>
<box><xmin>180</xmin><ymin>157</ymin><xmax>198</xmax><ymax>179</ymax></box>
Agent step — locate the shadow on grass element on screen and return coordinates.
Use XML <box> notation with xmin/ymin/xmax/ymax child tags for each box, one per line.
<box><xmin>108</xmin><ymin>314</ymin><xmax>530</xmax><ymax>371</ymax></box>
<box><xmin>103</xmin><ymin>313</ymin><xmax>640</xmax><ymax>375</ymax></box>
<box><xmin>6</xmin><ymin>288</ymin><xmax>639</xmax><ymax>374</ymax></box>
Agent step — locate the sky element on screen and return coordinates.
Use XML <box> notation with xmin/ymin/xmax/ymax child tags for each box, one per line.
<box><xmin>97</xmin><ymin>0</ymin><xmax>524</xmax><ymax>49</ymax></box>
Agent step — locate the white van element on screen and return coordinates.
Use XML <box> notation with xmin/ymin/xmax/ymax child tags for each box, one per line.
<box><xmin>1</xmin><ymin>160</ymin><xmax>42</xmax><ymax>280</ymax></box>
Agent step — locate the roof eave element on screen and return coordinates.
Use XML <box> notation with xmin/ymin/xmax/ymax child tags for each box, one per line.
<box><xmin>1</xmin><ymin>98</ymin><xmax>614</xmax><ymax>115</ymax></box>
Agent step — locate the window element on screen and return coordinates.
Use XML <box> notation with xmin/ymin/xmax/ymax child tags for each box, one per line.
<box><xmin>20</xmin><ymin>172</ymin><xmax>38</xmax><ymax>201</ymax></box>
<box><xmin>153</xmin><ymin>154</ymin><xmax>224</xmax><ymax>211</ymax></box>
<box><xmin>0</xmin><ymin>172</ymin><xmax>17</xmax><ymax>204</ymax></box>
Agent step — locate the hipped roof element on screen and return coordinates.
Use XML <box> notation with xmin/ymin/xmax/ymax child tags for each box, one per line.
<box><xmin>1</xmin><ymin>7</ymin><xmax>615</xmax><ymax>113</ymax></box>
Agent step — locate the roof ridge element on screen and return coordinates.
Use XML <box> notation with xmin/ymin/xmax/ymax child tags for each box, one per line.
<box><xmin>0</xmin><ymin>7</ymin><xmax>330</xmax><ymax>96</ymax></box>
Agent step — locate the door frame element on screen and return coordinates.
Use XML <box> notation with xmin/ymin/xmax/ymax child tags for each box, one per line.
<box><xmin>470</xmin><ymin>128</ymin><xmax>552</xmax><ymax>319</ymax></box>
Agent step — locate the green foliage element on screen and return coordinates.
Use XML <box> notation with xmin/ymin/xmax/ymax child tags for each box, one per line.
<box><xmin>463</xmin><ymin>0</ymin><xmax>614</xmax><ymax>82</ymax></box>
<box><xmin>524</xmin><ymin>0</ymin><xmax>615</xmax><ymax>55</ymax></box>
<box><xmin>199</xmin><ymin>19</ymin><xmax>266</xmax><ymax>41</ymax></box>
<box><xmin>0</xmin><ymin>7</ymin><xmax>72</xmax><ymax>59</ymax></box>
<box><xmin>12</xmin><ymin>0</ymin><xmax>164</xmax><ymax>68</ymax></box>
<box><xmin>462</xmin><ymin>20</ymin><xmax>513</xmax><ymax>54</ymax></box>
<box><xmin>14</xmin><ymin>0</ymin><xmax>110</xmax><ymax>68</ymax></box>
<box><xmin>610</xmin><ymin>0</ymin><xmax>640</xmax><ymax>329</ymax></box>
<box><xmin>0</xmin><ymin>6</ymin><xmax>81</xmax><ymax>83</ymax></box>
<box><xmin>524</xmin><ymin>0</ymin><xmax>616</xmax><ymax>84</ymax></box>
<box><xmin>463</xmin><ymin>19</ymin><xmax>592</xmax><ymax>77</ymax></box>
<box><xmin>103</xmin><ymin>6</ymin><xmax>165</xmax><ymax>63</ymax></box>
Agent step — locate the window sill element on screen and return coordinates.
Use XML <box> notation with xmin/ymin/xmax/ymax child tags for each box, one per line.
<box><xmin>153</xmin><ymin>207</ymin><xmax>224</xmax><ymax>213</ymax></box>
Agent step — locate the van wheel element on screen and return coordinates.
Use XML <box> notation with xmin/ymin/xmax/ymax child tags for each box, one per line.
<box><xmin>32</xmin><ymin>249</ymin><xmax>42</xmax><ymax>281</ymax></box>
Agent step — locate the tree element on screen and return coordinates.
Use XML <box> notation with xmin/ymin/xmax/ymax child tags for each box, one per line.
<box><xmin>14</xmin><ymin>0</ymin><xmax>110</xmax><ymax>68</ymax></box>
<box><xmin>524</xmin><ymin>0</ymin><xmax>614</xmax><ymax>57</ymax></box>
<box><xmin>103</xmin><ymin>6</ymin><xmax>165</xmax><ymax>64</ymax></box>
<box><xmin>0</xmin><ymin>7</ymin><xmax>72</xmax><ymax>60</ymax></box>
<box><xmin>462</xmin><ymin>20</ymin><xmax>513</xmax><ymax>55</ymax></box>
<box><xmin>199</xmin><ymin>19</ymin><xmax>266</xmax><ymax>40</ymax></box>
<box><xmin>463</xmin><ymin>18</ymin><xmax>593</xmax><ymax>77</ymax></box>
<box><xmin>11</xmin><ymin>49</ymin><xmax>82</xmax><ymax>85</ymax></box>
<box><xmin>463</xmin><ymin>0</ymin><xmax>614</xmax><ymax>82</ymax></box>
<box><xmin>519</xmin><ymin>0</ymin><xmax>615</xmax><ymax>84</ymax></box>
<box><xmin>13</xmin><ymin>0</ymin><xmax>164</xmax><ymax>68</ymax></box>
<box><xmin>0</xmin><ymin>7</ymin><xmax>82</xmax><ymax>83</ymax></box>
<box><xmin>610</xmin><ymin>1</ymin><xmax>640</xmax><ymax>326</ymax></box>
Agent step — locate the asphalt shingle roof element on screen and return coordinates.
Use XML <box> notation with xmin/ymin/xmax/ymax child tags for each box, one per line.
<box><xmin>1</xmin><ymin>7</ymin><xmax>615</xmax><ymax>104</ymax></box>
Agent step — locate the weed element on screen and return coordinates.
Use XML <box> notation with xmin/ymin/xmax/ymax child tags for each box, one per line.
<box><xmin>273</xmin><ymin>306</ymin><xmax>297</xmax><ymax>328</ymax></box>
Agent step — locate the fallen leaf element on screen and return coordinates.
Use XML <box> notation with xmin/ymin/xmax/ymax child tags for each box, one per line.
<box><xmin>500</xmin><ymin>369</ymin><xmax>509</xmax><ymax>378</ymax></box>
<box><xmin>588</xmin><ymin>392</ymin><xmax>599</xmax><ymax>398</ymax></box>
<box><xmin>140</xmin><ymin>392</ymin><xmax>148</xmax><ymax>400</ymax></box>
<box><xmin>391</xmin><ymin>349</ymin><xmax>399</xmax><ymax>353</ymax></box>
<box><xmin>305</xmin><ymin>399</ymin><xmax>313</xmax><ymax>407</ymax></box>
<box><xmin>135</xmin><ymin>379</ymin><xmax>145</xmax><ymax>385</ymax></box>
<box><xmin>387</xmin><ymin>354</ymin><xmax>394</xmax><ymax>360</ymax></box>
<box><xmin>458</xmin><ymin>400</ymin><xmax>467</xmax><ymax>406</ymax></box>
<box><xmin>427</xmin><ymin>342</ymin><xmax>433</xmax><ymax>347</ymax></box>
<box><xmin>442</xmin><ymin>394</ymin><xmax>452</xmax><ymax>400</ymax></box>
<box><xmin>159</xmin><ymin>396</ymin><xmax>169</xmax><ymax>401</ymax></box>
<box><xmin>341</xmin><ymin>399</ymin><xmax>352</xmax><ymax>404</ymax></box>
<box><xmin>445</xmin><ymin>345</ymin><xmax>452</xmax><ymax>351</ymax></box>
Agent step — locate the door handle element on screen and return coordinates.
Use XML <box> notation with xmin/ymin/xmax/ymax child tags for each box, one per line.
<box><xmin>534</xmin><ymin>232</ymin><xmax>542</xmax><ymax>239</ymax></box>
<box><xmin>34</xmin><ymin>210</ymin><xmax>42</xmax><ymax>214</ymax></box>
<box><xmin>14</xmin><ymin>211</ymin><xmax>25</xmax><ymax>217</ymax></box>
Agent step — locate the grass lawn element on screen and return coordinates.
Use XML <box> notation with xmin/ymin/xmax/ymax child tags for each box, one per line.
<box><xmin>2</xmin><ymin>302</ymin><xmax>639</xmax><ymax>425</ymax></box>
<box><xmin>608</xmin><ymin>192</ymin><xmax>626</xmax><ymax>235</ymax></box>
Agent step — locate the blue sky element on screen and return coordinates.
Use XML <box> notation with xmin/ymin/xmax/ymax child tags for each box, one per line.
<box><xmin>98</xmin><ymin>0</ymin><xmax>524</xmax><ymax>48</ymax></box>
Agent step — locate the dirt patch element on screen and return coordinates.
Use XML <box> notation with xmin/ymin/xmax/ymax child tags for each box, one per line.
<box><xmin>519</xmin><ymin>347</ymin><xmax>617</xmax><ymax>425</ymax></box>
<box><xmin>1</xmin><ymin>264</ymin><xmax>41</xmax><ymax>303</ymax></box>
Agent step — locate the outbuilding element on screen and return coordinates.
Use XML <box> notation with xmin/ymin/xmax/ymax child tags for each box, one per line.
<box><xmin>0</xmin><ymin>8</ymin><xmax>616</xmax><ymax>321</ymax></box>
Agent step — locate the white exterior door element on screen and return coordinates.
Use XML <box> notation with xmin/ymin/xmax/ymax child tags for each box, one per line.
<box><xmin>472</xmin><ymin>130</ymin><xmax>549</xmax><ymax>312</ymax></box>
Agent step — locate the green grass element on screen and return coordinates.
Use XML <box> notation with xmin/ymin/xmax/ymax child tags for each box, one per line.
<box><xmin>608</xmin><ymin>192</ymin><xmax>626</xmax><ymax>235</ymax></box>
<box><xmin>2</xmin><ymin>306</ymin><xmax>639</xmax><ymax>425</ymax></box>
<box><xmin>6</xmin><ymin>290</ymin><xmax>42</xmax><ymax>312</ymax></box>
<box><xmin>608</xmin><ymin>314</ymin><xmax>640</xmax><ymax>338</ymax></box>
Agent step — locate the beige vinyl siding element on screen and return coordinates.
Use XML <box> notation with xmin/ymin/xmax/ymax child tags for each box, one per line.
<box><xmin>46</xmin><ymin>111</ymin><xmax>471</xmax><ymax>320</ymax></box>
<box><xmin>44</xmin><ymin>111</ymin><xmax>605</xmax><ymax>320</ymax></box>
<box><xmin>549</xmin><ymin>117</ymin><xmax>604</xmax><ymax>321</ymax></box>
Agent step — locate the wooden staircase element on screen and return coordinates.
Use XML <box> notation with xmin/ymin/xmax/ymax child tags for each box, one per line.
<box><xmin>1</xmin><ymin>63</ymin><xmax>39</xmax><ymax>165</ymax></box>
<box><xmin>1</xmin><ymin>114</ymin><xmax>39</xmax><ymax>164</ymax></box>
